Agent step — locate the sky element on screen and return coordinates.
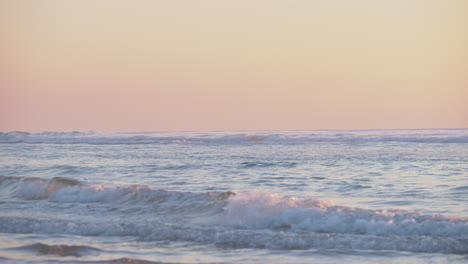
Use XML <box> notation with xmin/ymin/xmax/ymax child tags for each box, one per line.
<box><xmin>1</xmin><ymin>0</ymin><xmax>467</xmax><ymax>132</ymax></box>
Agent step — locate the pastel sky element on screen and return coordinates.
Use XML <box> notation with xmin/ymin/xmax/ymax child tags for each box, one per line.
<box><xmin>1</xmin><ymin>0</ymin><xmax>467</xmax><ymax>132</ymax></box>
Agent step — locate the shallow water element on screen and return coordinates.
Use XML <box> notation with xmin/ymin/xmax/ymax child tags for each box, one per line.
<box><xmin>0</xmin><ymin>129</ymin><xmax>467</xmax><ymax>263</ymax></box>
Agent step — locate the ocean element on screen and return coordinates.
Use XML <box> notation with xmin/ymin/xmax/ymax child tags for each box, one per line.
<box><xmin>0</xmin><ymin>129</ymin><xmax>467</xmax><ymax>264</ymax></box>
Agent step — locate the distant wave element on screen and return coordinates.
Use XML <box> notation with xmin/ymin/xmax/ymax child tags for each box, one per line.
<box><xmin>1</xmin><ymin>176</ymin><xmax>467</xmax><ymax>254</ymax></box>
<box><xmin>240</xmin><ymin>161</ymin><xmax>298</xmax><ymax>168</ymax></box>
<box><xmin>1</xmin><ymin>129</ymin><xmax>467</xmax><ymax>144</ymax></box>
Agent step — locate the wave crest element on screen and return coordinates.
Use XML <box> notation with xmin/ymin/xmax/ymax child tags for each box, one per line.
<box><xmin>0</xmin><ymin>176</ymin><xmax>229</xmax><ymax>216</ymax></box>
<box><xmin>220</xmin><ymin>191</ymin><xmax>468</xmax><ymax>239</ymax></box>
<box><xmin>1</xmin><ymin>177</ymin><xmax>467</xmax><ymax>254</ymax></box>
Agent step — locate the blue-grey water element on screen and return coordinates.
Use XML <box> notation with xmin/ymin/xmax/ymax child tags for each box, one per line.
<box><xmin>0</xmin><ymin>129</ymin><xmax>467</xmax><ymax>263</ymax></box>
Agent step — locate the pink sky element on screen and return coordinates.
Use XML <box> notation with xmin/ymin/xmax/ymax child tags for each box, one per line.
<box><xmin>1</xmin><ymin>0</ymin><xmax>467</xmax><ymax>132</ymax></box>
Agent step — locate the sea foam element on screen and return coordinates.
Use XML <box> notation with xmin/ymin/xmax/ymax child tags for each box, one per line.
<box><xmin>1</xmin><ymin>176</ymin><xmax>467</xmax><ymax>254</ymax></box>
<box><xmin>221</xmin><ymin>191</ymin><xmax>468</xmax><ymax>238</ymax></box>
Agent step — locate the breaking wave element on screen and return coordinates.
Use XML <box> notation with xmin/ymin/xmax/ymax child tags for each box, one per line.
<box><xmin>0</xmin><ymin>176</ymin><xmax>467</xmax><ymax>254</ymax></box>
<box><xmin>221</xmin><ymin>191</ymin><xmax>468</xmax><ymax>238</ymax></box>
<box><xmin>0</xmin><ymin>176</ymin><xmax>231</xmax><ymax>215</ymax></box>
<box><xmin>1</xmin><ymin>129</ymin><xmax>467</xmax><ymax>144</ymax></box>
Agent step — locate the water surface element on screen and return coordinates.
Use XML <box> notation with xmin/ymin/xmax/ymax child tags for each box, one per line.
<box><xmin>0</xmin><ymin>129</ymin><xmax>467</xmax><ymax>263</ymax></box>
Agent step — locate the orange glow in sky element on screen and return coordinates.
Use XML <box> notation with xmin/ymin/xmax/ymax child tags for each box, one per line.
<box><xmin>1</xmin><ymin>0</ymin><xmax>467</xmax><ymax>132</ymax></box>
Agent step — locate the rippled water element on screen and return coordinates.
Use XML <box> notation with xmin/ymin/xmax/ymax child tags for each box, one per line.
<box><xmin>0</xmin><ymin>129</ymin><xmax>467</xmax><ymax>263</ymax></box>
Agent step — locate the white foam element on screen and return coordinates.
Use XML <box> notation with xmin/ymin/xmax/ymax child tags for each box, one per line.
<box><xmin>219</xmin><ymin>191</ymin><xmax>468</xmax><ymax>239</ymax></box>
<box><xmin>2</xmin><ymin>178</ymin><xmax>467</xmax><ymax>240</ymax></box>
<box><xmin>1</xmin><ymin>177</ymin><xmax>467</xmax><ymax>253</ymax></box>
<box><xmin>0</xmin><ymin>215</ymin><xmax>466</xmax><ymax>254</ymax></box>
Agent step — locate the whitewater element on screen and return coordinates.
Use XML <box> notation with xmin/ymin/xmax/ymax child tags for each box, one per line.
<box><xmin>0</xmin><ymin>129</ymin><xmax>467</xmax><ymax>264</ymax></box>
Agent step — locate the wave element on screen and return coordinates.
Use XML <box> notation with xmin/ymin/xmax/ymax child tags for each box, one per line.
<box><xmin>220</xmin><ymin>191</ymin><xmax>468</xmax><ymax>238</ymax></box>
<box><xmin>6</xmin><ymin>243</ymin><xmax>166</xmax><ymax>263</ymax></box>
<box><xmin>240</xmin><ymin>161</ymin><xmax>298</xmax><ymax>168</ymax></box>
<box><xmin>0</xmin><ymin>177</ymin><xmax>467</xmax><ymax>254</ymax></box>
<box><xmin>0</xmin><ymin>176</ymin><xmax>231</xmax><ymax>219</ymax></box>
<box><xmin>1</xmin><ymin>129</ymin><xmax>467</xmax><ymax>144</ymax></box>
<box><xmin>12</xmin><ymin>243</ymin><xmax>101</xmax><ymax>257</ymax></box>
<box><xmin>1</xmin><ymin>214</ymin><xmax>466</xmax><ymax>254</ymax></box>
<box><xmin>86</xmin><ymin>257</ymin><xmax>166</xmax><ymax>264</ymax></box>
<box><xmin>84</xmin><ymin>257</ymin><xmax>166</xmax><ymax>264</ymax></box>
<box><xmin>0</xmin><ymin>176</ymin><xmax>231</xmax><ymax>214</ymax></box>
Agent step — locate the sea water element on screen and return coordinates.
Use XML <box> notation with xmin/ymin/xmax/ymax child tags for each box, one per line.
<box><xmin>0</xmin><ymin>129</ymin><xmax>467</xmax><ymax>264</ymax></box>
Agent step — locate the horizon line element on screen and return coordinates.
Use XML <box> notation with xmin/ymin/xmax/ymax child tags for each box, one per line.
<box><xmin>2</xmin><ymin>127</ymin><xmax>467</xmax><ymax>134</ymax></box>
